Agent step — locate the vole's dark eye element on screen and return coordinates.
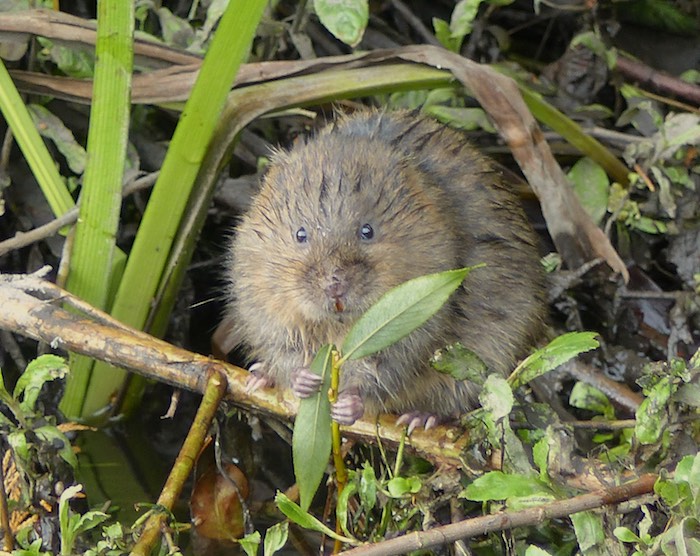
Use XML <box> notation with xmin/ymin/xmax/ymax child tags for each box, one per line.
<box><xmin>359</xmin><ymin>223</ymin><xmax>374</xmax><ymax>240</ymax></box>
<box><xmin>295</xmin><ymin>227</ymin><xmax>308</xmax><ymax>243</ymax></box>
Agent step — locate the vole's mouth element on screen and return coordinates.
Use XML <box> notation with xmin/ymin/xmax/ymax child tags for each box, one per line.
<box><xmin>333</xmin><ymin>298</ymin><xmax>345</xmax><ymax>313</ymax></box>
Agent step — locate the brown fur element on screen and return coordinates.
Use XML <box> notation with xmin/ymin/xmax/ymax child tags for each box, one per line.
<box><xmin>225</xmin><ymin>110</ymin><xmax>548</xmax><ymax>418</ymax></box>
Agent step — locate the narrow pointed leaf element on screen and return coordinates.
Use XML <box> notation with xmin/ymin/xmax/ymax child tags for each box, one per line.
<box><xmin>342</xmin><ymin>267</ymin><xmax>477</xmax><ymax>361</ymax></box>
<box><xmin>275</xmin><ymin>492</ymin><xmax>357</xmax><ymax>544</ymax></box>
<box><xmin>293</xmin><ymin>344</ymin><xmax>334</xmax><ymax>511</ymax></box>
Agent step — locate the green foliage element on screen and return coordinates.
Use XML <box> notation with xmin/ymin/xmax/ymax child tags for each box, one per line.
<box><xmin>570</xmin><ymin>511</ymin><xmax>606</xmax><ymax>554</ymax></box>
<box><xmin>341</xmin><ymin>267</ymin><xmax>477</xmax><ymax>362</ymax></box>
<box><xmin>275</xmin><ymin>492</ymin><xmax>357</xmax><ymax>545</ymax></box>
<box><xmin>1</xmin><ymin>355</ymin><xmax>76</xmax><ymax>473</ymax></box>
<box><xmin>508</xmin><ymin>332</ymin><xmax>599</xmax><ymax>390</ymax></box>
<box><xmin>612</xmin><ymin>88</ymin><xmax>700</xmax><ymax>239</ymax></box>
<box><xmin>58</xmin><ymin>485</ymin><xmax>110</xmax><ymax>556</ymax></box>
<box><xmin>569</xmin><ymin>382</ymin><xmax>616</xmax><ymax>420</ymax></box>
<box><xmin>635</xmin><ymin>358</ymin><xmax>692</xmax><ymax>446</ymax></box>
<box><xmin>263</xmin><ymin>522</ymin><xmax>289</xmax><ymax>556</ymax></box>
<box><xmin>433</xmin><ymin>0</ymin><xmax>514</xmax><ymax>52</ymax></box>
<box><xmin>461</xmin><ymin>470</ymin><xmax>554</xmax><ymax>502</ymax></box>
<box><xmin>567</xmin><ymin>157</ymin><xmax>610</xmax><ymax>225</ymax></box>
<box><xmin>431</xmin><ymin>342</ymin><xmax>488</xmax><ymax>382</ymax></box>
<box><xmin>239</xmin><ymin>531</ymin><xmax>261</xmax><ymax>556</ymax></box>
<box><xmin>0</xmin><ymin>357</ymin><xmax>145</xmax><ymax>555</ymax></box>
<box><xmin>28</xmin><ymin>104</ymin><xmax>87</xmax><ymax>174</ymax></box>
<box><xmin>313</xmin><ymin>0</ymin><xmax>368</xmax><ymax>47</ymax></box>
<box><xmin>13</xmin><ymin>355</ymin><xmax>69</xmax><ymax>413</ymax></box>
<box><xmin>619</xmin><ymin>0</ymin><xmax>700</xmax><ymax>35</ymax></box>
<box><xmin>293</xmin><ymin>344</ymin><xmax>334</xmax><ymax>511</ymax></box>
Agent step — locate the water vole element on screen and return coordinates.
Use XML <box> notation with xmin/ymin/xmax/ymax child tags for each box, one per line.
<box><xmin>225</xmin><ymin>110</ymin><xmax>548</xmax><ymax>428</ymax></box>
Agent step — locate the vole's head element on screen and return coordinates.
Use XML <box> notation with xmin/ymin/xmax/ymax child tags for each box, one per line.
<box><xmin>231</xmin><ymin>133</ymin><xmax>457</xmax><ymax>331</ymax></box>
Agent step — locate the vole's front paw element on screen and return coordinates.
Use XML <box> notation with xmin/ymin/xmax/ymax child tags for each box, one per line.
<box><xmin>245</xmin><ymin>362</ymin><xmax>275</xmax><ymax>392</ymax></box>
<box><xmin>396</xmin><ymin>411</ymin><xmax>441</xmax><ymax>435</ymax></box>
<box><xmin>291</xmin><ymin>367</ymin><xmax>323</xmax><ymax>398</ymax></box>
<box><xmin>331</xmin><ymin>389</ymin><xmax>364</xmax><ymax>426</ymax></box>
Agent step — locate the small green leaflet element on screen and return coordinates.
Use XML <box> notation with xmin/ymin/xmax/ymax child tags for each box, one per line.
<box><xmin>508</xmin><ymin>332</ymin><xmax>599</xmax><ymax>390</ymax></box>
<box><xmin>461</xmin><ymin>471</ymin><xmax>553</xmax><ymax>502</ymax></box>
<box><xmin>292</xmin><ymin>344</ymin><xmax>334</xmax><ymax>511</ymax></box>
<box><xmin>313</xmin><ymin>0</ymin><xmax>368</xmax><ymax>47</ymax></box>
<box><xmin>341</xmin><ymin>267</ymin><xmax>478</xmax><ymax>362</ymax></box>
<box><xmin>275</xmin><ymin>492</ymin><xmax>358</xmax><ymax>545</ymax></box>
<box><xmin>14</xmin><ymin>355</ymin><xmax>69</xmax><ymax>413</ymax></box>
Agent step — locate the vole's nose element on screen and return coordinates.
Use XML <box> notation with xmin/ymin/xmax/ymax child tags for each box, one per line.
<box><xmin>324</xmin><ymin>274</ymin><xmax>347</xmax><ymax>300</ymax></box>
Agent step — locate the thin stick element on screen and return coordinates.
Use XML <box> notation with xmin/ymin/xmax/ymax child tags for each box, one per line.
<box><xmin>0</xmin><ymin>172</ymin><xmax>158</xmax><ymax>256</ymax></box>
<box><xmin>130</xmin><ymin>368</ymin><xmax>227</xmax><ymax>555</ymax></box>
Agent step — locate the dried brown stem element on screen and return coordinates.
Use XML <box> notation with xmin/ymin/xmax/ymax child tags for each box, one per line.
<box><xmin>0</xmin><ymin>172</ymin><xmax>159</xmax><ymax>257</ymax></box>
<box><xmin>0</xmin><ymin>459</ymin><xmax>13</xmax><ymax>551</ymax></box>
<box><xmin>0</xmin><ymin>272</ymin><xmax>470</xmax><ymax>464</ymax></box>
<box><xmin>130</xmin><ymin>369</ymin><xmax>227</xmax><ymax>556</ymax></box>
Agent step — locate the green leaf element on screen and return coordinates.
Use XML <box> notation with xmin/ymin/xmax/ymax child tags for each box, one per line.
<box><xmin>614</xmin><ymin>527</ymin><xmax>642</xmax><ymax>543</ymax></box>
<box><xmin>479</xmin><ymin>375</ymin><xmax>513</xmax><ymax>421</ymax></box>
<box><xmin>35</xmin><ymin>425</ymin><xmax>78</xmax><ymax>469</ymax></box>
<box><xmin>342</xmin><ymin>267</ymin><xmax>477</xmax><ymax>362</ymax></box>
<box><xmin>336</xmin><ymin>479</ymin><xmax>357</xmax><ymax>538</ymax></box>
<box><xmin>431</xmin><ymin>342</ymin><xmax>488</xmax><ymax>382</ymax></box>
<box><xmin>37</xmin><ymin>37</ymin><xmax>95</xmax><ymax>78</ymax></box>
<box><xmin>293</xmin><ymin>344</ymin><xmax>334</xmax><ymax>511</ymax></box>
<box><xmin>313</xmin><ymin>0</ymin><xmax>368</xmax><ymax>47</ymax></box>
<box><xmin>0</xmin><ymin>57</ymin><xmax>75</xmax><ymax>217</ymax></box>
<box><xmin>449</xmin><ymin>0</ymin><xmax>481</xmax><ymax>45</ymax></box>
<box><xmin>675</xmin><ymin>453</ymin><xmax>700</xmax><ymax>494</ymax></box>
<box><xmin>28</xmin><ymin>104</ymin><xmax>87</xmax><ymax>174</ymax></box>
<box><xmin>275</xmin><ymin>492</ymin><xmax>357</xmax><ymax>544</ymax></box>
<box><xmin>263</xmin><ymin>521</ymin><xmax>289</xmax><ymax>556</ymax></box>
<box><xmin>567</xmin><ymin>157</ymin><xmax>609</xmax><ymax>225</ymax></box>
<box><xmin>525</xmin><ymin>546</ymin><xmax>554</xmax><ymax>556</ymax></box>
<box><xmin>8</xmin><ymin>430</ymin><xmax>30</xmax><ymax>462</ymax></box>
<box><xmin>239</xmin><ymin>531</ymin><xmax>261</xmax><ymax>556</ymax></box>
<box><xmin>635</xmin><ymin>375</ymin><xmax>674</xmax><ymax>445</ymax></box>
<box><xmin>14</xmin><ymin>355</ymin><xmax>69</xmax><ymax>413</ymax></box>
<box><xmin>508</xmin><ymin>332</ymin><xmax>599</xmax><ymax>389</ymax></box>
<box><xmin>425</xmin><ymin>106</ymin><xmax>496</xmax><ymax>133</ymax></box>
<box><xmin>58</xmin><ymin>484</ymin><xmax>85</xmax><ymax>556</ymax></box>
<box><xmin>569</xmin><ymin>382</ymin><xmax>615</xmax><ymax>419</ymax></box>
<box><xmin>461</xmin><ymin>471</ymin><xmax>552</xmax><ymax>501</ymax></box>
<box><xmin>432</xmin><ymin>18</ymin><xmax>458</xmax><ymax>52</ymax></box>
<box><xmin>460</xmin><ymin>471</ymin><xmax>552</xmax><ymax>502</ymax></box>
<box><xmin>359</xmin><ymin>462</ymin><xmax>377</xmax><ymax>511</ymax></box>
<box><xmin>571</xmin><ymin>511</ymin><xmax>605</xmax><ymax>552</ymax></box>
<box><xmin>532</xmin><ymin>437</ymin><xmax>549</xmax><ymax>481</ymax></box>
<box><xmin>386</xmin><ymin>476</ymin><xmax>422</xmax><ymax>498</ymax></box>
<box><xmin>74</xmin><ymin>511</ymin><xmax>110</xmax><ymax>537</ymax></box>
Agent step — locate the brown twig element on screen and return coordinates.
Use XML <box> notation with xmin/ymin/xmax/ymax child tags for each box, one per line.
<box><xmin>615</xmin><ymin>54</ymin><xmax>700</xmax><ymax>108</ymax></box>
<box><xmin>389</xmin><ymin>0</ymin><xmax>441</xmax><ymax>46</ymax></box>
<box><xmin>0</xmin><ymin>271</ymin><xmax>471</xmax><ymax>465</ymax></box>
<box><xmin>563</xmin><ymin>360</ymin><xmax>643</xmax><ymax>412</ymax></box>
<box><xmin>339</xmin><ymin>474</ymin><xmax>657</xmax><ymax>556</ymax></box>
<box><xmin>0</xmin><ymin>172</ymin><xmax>159</xmax><ymax>257</ymax></box>
<box><xmin>130</xmin><ymin>368</ymin><xmax>227</xmax><ymax>555</ymax></box>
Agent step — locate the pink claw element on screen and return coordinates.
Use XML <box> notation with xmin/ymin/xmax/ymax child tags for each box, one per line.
<box><xmin>396</xmin><ymin>411</ymin><xmax>440</xmax><ymax>435</ymax></box>
<box><xmin>245</xmin><ymin>362</ymin><xmax>275</xmax><ymax>392</ymax></box>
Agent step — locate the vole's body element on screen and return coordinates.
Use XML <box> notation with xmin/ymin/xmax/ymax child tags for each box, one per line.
<box><xmin>226</xmin><ymin>110</ymin><xmax>547</xmax><ymax>421</ymax></box>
